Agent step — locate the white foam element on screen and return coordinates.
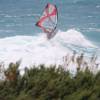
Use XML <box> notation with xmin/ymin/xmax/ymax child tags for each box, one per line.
<box><xmin>0</xmin><ymin>29</ymin><xmax>14</xmax><ymax>33</ymax></box>
<box><xmin>4</xmin><ymin>14</ymin><xmax>18</xmax><ymax>18</ymax></box>
<box><xmin>55</xmin><ymin>29</ymin><xmax>95</xmax><ymax>47</ymax></box>
<box><xmin>96</xmin><ymin>5</ymin><xmax>100</xmax><ymax>8</ymax></box>
<box><xmin>0</xmin><ymin>29</ymin><xmax>96</xmax><ymax>70</ymax></box>
<box><xmin>88</xmin><ymin>28</ymin><xmax>100</xmax><ymax>32</ymax></box>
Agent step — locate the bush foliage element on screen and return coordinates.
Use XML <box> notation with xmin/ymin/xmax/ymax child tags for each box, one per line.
<box><xmin>0</xmin><ymin>63</ymin><xmax>100</xmax><ymax>100</ymax></box>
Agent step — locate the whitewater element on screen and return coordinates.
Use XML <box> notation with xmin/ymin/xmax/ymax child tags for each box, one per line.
<box><xmin>0</xmin><ymin>29</ymin><xmax>99</xmax><ymax>72</ymax></box>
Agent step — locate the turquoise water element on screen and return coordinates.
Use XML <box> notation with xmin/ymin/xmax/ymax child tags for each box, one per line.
<box><xmin>0</xmin><ymin>0</ymin><xmax>100</xmax><ymax>48</ymax></box>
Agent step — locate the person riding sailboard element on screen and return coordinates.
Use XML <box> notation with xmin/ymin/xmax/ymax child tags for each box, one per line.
<box><xmin>36</xmin><ymin>3</ymin><xmax>58</xmax><ymax>39</ymax></box>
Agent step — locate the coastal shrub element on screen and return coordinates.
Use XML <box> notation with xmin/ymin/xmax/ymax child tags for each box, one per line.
<box><xmin>0</xmin><ymin>62</ymin><xmax>100</xmax><ymax>100</ymax></box>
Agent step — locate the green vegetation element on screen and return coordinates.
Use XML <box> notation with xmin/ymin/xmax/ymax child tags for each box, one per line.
<box><xmin>0</xmin><ymin>62</ymin><xmax>100</xmax><ymax>100</ymax></box>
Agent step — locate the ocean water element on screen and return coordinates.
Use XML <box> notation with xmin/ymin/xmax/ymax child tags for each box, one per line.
<box><xmin>0</xmin><ymin>0</ymin><xmax>100</xmax><ymax>70</ymax></box>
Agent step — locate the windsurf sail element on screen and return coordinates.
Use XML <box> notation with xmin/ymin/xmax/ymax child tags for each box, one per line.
<box><xmin>36</xmin><ymin>3</ymin><xmax>58</xmax><ymax>39</ymax></box>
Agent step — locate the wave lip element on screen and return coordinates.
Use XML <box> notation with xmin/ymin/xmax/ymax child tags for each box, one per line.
<box><xmin>55</xmin><ymin>29</ymin><xmax>95</xmax><ymax>47</ymax></box>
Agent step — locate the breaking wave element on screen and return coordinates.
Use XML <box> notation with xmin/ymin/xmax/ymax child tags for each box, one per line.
<box><xmin>0</xmin><ymin>29</ymin><xmax>98</xmax><ymax>70</ymax></box>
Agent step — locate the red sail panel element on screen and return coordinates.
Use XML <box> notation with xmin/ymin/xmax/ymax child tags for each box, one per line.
<box><xmin>36</xmin><ymin>3</ymin><xmax>58</xmax><ymax>39</ymax></box>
